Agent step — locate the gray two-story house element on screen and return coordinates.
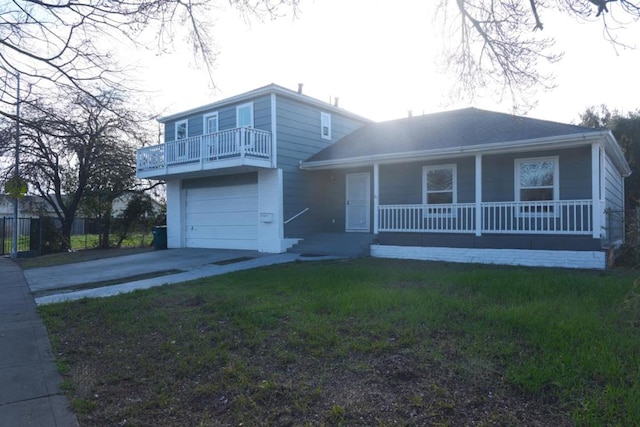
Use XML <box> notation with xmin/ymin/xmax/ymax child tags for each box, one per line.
<box><xmin>137</xmin><ymin>84</ymin><xmax>370</xmax><ymax>253</ymax></box>
<box><xmin>137</xmin><ymin>84</ymin><xmax>631</xmax><ymax>269</ymax></box>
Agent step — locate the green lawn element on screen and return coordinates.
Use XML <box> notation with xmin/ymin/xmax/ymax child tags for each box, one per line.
<box><xmin>40</xmin><ymin>259</ymin><xmax>640</xmax><ymax>426</ymax></box>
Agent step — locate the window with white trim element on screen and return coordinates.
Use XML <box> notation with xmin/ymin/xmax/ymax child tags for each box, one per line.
<box><xmin>515</xmin><ymin>157</ymin><xmax>558</xmax><ymax>201</ymax></box>
<box><xmin>515</xmin><ymin>156</ymin><xmax>559</xmax><ymax>214</ymax></box>
<box><xmin>423</xmin><ymin>164</ymin><xmax>457</xmax><ymax>215</ymax></box>
<box><xmin>320</xmin><ymin>112</ymin><xmax>331</xmax><ymax>140</ymax></box>
<box><xmin>236</xmin><ymin>103</ymin><xmax>253</xmax><ymax>128</ymax></box>
<box><xmin>175</xmin><ymin>119</ymin><xmax>188</xmax><ymax>158</ymax></box>
<box><xmin>175</xmin><ymin>120</ymin><xmax>188</xmax><ymax>140</ymax></box>
<box><xmin>204</xmin><ymin>113</ymin><xmax>218</xmax><ymax>134</ymax></box>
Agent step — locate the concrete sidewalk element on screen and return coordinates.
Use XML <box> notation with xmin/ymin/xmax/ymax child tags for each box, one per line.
<box><xmin>0</xmin><ymin>256</ymin><xmax>78</xmax><ymax>427</ymax></box>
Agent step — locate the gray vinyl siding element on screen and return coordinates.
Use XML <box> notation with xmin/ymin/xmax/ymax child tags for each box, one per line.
<box><xmin>276</xmin><ymin>95</ymin><xmax>368</xmax><ymax>237</ymax></box>
<box><xmin>163</xmin><ymin>95</ymin><xmax>272</xmax><ymax>141</ymax></box>
<box><xmin>482</xmin><ymin>146</ymin><xmax>591</xmax><ymax>201</ymax></box>
<box><xmin>164</xmin><ymin>112</ymin><xmax>202</xmax><ymax>142</ymax></box>
<box><xmin>379</xmin><ymin>158</ymin><xmax>475</xmax><ymax>205</ymax></box>
<box><xmin>604</xmin><ymin>151</ymin><xmax>625</xmax><ymax>244</ymax></box>
<box><xmin>376</xmin><ymin>147</ymin><xmax>590</xmax><ymax>205</ymax></box>
<box><xmin>307</xmin><ymin>167</ymin><xmax>373</xmax><ymax>233</ymax></box>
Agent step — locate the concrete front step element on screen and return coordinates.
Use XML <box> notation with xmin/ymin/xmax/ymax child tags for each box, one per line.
<box><xmin>288</xmin><ymin>233</ymin><xmax>375</xmax><ymax>257</ymax></box>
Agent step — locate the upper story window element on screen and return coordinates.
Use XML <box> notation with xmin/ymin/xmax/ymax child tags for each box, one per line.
<box><xmin>321</xmin><ymin>112</ymin><xmax>331</xmax><ymax>140</ymax></box>
<box><xmin>515</xmin><ymin>157</ymin><xmax>558</xmax><ymax>202</ymax></box>
<box><xmin>175</xmin><ymin>120</ymin><xmax>188</xmax><ymax>140</ymax></box>
<box><xmin>423</xmin><ymin>164</ymin><xmax>457</xmax><ymax>205</ymax></box>
<box><xmin>236</xmin><ymin>103</ymin><xmax>253</xmax><ymax>128</ymax></box>
<box><xmin>204</xmin><ymin>113</ymin><xmax>218</xmax><ymax>134</ymax></box>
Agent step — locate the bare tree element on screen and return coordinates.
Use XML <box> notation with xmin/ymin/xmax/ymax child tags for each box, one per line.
<box><xmin>0</xmin><ymin>0</ymin><xmax>300</xmax><ymax>117</ymax></box>
<box><xmin>436</xmin><ymin>0</ymin><xmax>640</xmax><ymax>111</ymax></box>
<box><xmin>14</xmin><ymin>88</ymin><xmax>152</xmax><ymax>250</ymax></box>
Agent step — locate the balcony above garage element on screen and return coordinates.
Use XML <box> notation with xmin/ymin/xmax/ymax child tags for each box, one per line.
<box><xmin>136</xmin><ymin>127</ymin><xmax>275</xmax><ymax>179</ymax></box>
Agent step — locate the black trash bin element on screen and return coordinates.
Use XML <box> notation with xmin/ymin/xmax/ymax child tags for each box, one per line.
<box><xmin>152</xmin><ymin>226</ymin><xmax>167</xmax><ymax>250</ymax></box>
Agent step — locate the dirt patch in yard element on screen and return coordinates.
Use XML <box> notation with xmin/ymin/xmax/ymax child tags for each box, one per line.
<box><xmin>48</xmin><ymin>306</ymin><xmax>573</xmax><ymax>426</ymax></box>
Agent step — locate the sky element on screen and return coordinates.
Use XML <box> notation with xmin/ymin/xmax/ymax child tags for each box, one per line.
<box><xmin>138</xmin><ymin>0</ymin><xmax>640</xmax><ymax>125</ymax></box>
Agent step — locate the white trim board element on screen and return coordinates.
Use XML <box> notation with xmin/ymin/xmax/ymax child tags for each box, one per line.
<box><xmin>370</xmin><ymin>245</ymin><xmax>606</xmax><ymax>270</ymax></box>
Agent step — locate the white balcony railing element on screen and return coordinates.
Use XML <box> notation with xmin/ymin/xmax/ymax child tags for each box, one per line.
<box><xmin>378</xmin><ymin>200</ymin><xmax>594</xmax><ymax>235</ymax></box>
<box><xmin>137</xmin><ymin>127</ymin><xmax>272</xmax><ymax>172</ymax></box>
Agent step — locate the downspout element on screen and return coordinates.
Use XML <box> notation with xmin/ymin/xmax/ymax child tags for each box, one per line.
<box><xmin>373</xmin><ymin>163</ymin><xmax>379</xmax><ymax>234</ymax></box>
<box><xmin>271</xmin><ymin>93</ymin><xmax>278</xmax><ymax>168</ymax></box>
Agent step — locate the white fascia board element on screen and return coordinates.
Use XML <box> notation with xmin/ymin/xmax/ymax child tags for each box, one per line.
<box><xmin>300</xmin><ymin>132</ymin><xmax>609</xmax><ymax>170</ymax></box>
<box><xmin>158</xmin><ymin>83</ymin><xmax>372</xmax><ymax>124</ymax></box>
<box><xmin>602</xmin><ymin>130</ymin><xmax>632</xmax><ymax>177</ymax></box>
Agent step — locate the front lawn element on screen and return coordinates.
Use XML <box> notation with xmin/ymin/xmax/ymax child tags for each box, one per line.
<box><xmin>40</xmin><ymin>259</ymin><xmax>640</xmax><ymax>426</ymax></box>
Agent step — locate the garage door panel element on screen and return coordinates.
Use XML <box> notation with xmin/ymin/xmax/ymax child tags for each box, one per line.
<box><xmin>189</xmin><ymin>225</ymin><xmax>258</xmax><ymax>238</ymax></box>
<box><xmin>186</xmin><ymin>200</ymin><xmax>258</xmax><ymax>215</ymax></box>
<box><xmin>184</xmin><ymin>179</ymin><xmax>258</xmax><ymax>250</ymax></box>
<box><xmin>186</xmin><ymin>212</ymin><xmax>257</xmax><ymax>226</ymax></box>
<box><xmin>187</xmin><ymin>185</ymin><xmax>256</xmax><ymax>198</ymax></box>
<box><xmin>185</xmin><ymin>237</ymin><xmax>257</xmax><ymax>250</ymax></box>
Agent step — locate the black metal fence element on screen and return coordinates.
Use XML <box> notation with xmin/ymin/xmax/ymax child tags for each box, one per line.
<box><xmin>0</xmin><ymin>217</ymin><xmax>33</xmax><ymax>255</ymax></box>
<box><xmin>1</xmin><ymin>216</ymin><xmax>155</xmax><ymax>256</ymax></box>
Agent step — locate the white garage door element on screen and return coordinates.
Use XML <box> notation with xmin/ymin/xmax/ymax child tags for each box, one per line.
<box><xmin>185</xmin><ymin>179</ymin><xmax>258</xmax><ymax>250</ymax></box>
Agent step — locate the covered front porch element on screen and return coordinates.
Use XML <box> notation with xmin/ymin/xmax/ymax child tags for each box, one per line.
<box><xmin>302</xmin><ymin>143</ymin><xmax>614</xmax><ymax>268</ymax></box>
<box><xmin>371</xmin><ymin>143</ymin><xmax>606</xmax><ymax>241</ymax></box>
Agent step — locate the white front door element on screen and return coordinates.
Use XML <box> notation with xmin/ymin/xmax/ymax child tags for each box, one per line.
<box><xmin>346</xmin><ymin>172</ymin><xmax>370</xmax><ymax>232</ymax></box>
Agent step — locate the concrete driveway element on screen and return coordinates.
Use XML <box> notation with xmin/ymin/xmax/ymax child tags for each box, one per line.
<box><xmin>25</xmin><ymin>248</ymin><xmax>265</xmax><ymax>293</ymax></box>
<box><xmin>26</xmin><ymin>248</ymin><xmax>325</xmax><ymax>305</ymax></box>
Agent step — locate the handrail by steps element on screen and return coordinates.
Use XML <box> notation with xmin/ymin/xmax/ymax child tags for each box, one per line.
<box><xmin>284</xmin><ymin>207</ymin><xmax>309</xmax><ymax>225</ymax></box>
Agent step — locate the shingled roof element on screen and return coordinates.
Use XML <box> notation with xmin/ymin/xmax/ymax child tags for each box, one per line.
<box><xmin>303</xmin><ymin>107</ymin><xmax>604</xmax><ymax>166</ymax></box>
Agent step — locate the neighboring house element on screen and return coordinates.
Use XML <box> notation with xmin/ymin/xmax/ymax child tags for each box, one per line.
<box><xmin>111</xmin><ymin>192</ymin><xmax>163</xmax><ymax>217</ymax></box>
<box><xmin>0</xmin><ymin>194</ymin><xmax>161</xmax><ymax>219</ymax></box>
<box><xmin>0</xmin><ymin>195</ymin><xmax>55</xmax><ymax>218</ymax></box>
<box><xmin>136</xmin><ymin>84</ymin><xmax>631</xmax><ymax>269</ymax></box>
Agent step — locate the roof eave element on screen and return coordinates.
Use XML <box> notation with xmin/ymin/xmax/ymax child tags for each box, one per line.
<box><xmin>158</xmin><ymin>83</ymin><xmax>372</xmax><ymax>124</ymax></box>
<box><xmin>300</xmin><ymin>132</ymin><xmax>609</xmax><ymax>170</ymax></box>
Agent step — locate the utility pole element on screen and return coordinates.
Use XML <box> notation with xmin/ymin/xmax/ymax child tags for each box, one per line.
<box><xmin>11</xmin><ymin>72</ymin><xmax>20</xmax><ymax>259</ymax></box>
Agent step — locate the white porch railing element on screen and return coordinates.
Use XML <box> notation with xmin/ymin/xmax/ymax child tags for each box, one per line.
<box><xmin>378</xmin><ymin>200</ymin><xmax>594</xmax><ymax>235</ymax></box>
<box><xmin>482</xmin><ymin>200</ymin><xmax>593</xmax><ymax>234</ymax></box>
<box><xmin>379</xmin><ymin>203</ymin><xmax>476</xmax><ymax>233</ymax></box>
<box><xmin>137</xmin><ymin>127</ymin><xmax>272</xmax><ymax>172</ymax></box>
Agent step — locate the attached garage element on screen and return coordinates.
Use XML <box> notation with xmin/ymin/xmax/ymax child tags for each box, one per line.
<box><xmin>183</xmin><ymin>173</ymin><xmax>259</xmax><ymax>250</ymax></box>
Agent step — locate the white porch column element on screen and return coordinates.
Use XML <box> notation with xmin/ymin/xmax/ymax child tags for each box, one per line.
<box><xmin>165</xmin><ymin>179</ymin><xmax>183</xmax><ymax>248</ymax></box>
<box><xmin>591</xmin><ymin>141</ymin><xmax>602</xmax><ymax>239</ymax></box>
<box><xmin>475</xmin><ymin>154</ymin><xmax>482</xmax><ymax>236</ymax></box>
<box><xmin>373</xmin><ymin>162</ymin><xmax>379</xmax><ymax>234</ymax></box>
<box><xmin>258</xmin><ymin>168</ymin><xmax>285</xmax><ymax>253</ymax></box>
